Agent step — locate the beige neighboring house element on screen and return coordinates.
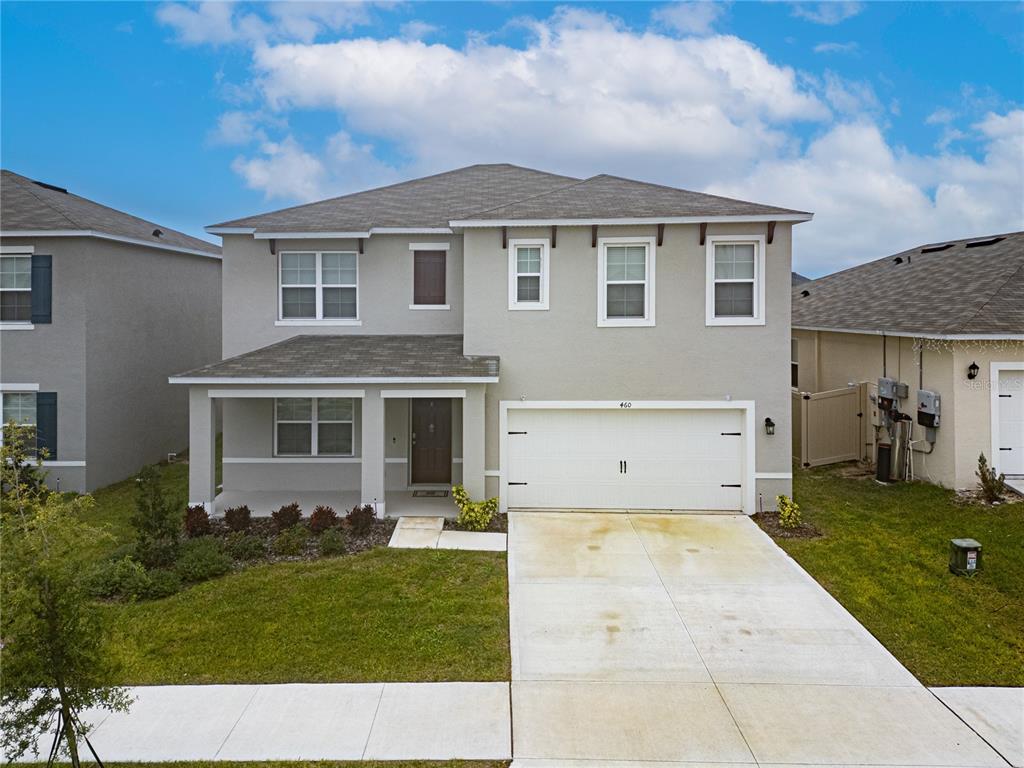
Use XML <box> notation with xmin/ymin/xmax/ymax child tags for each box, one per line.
<box><xmin>173</xmin><ymin>164</ymin><xmax>813</xmax><ymax>517</ymax></box>
<box><xmin>792</xmin><ymin>231</ymin><xmax>1024</xmax><ymax>492</ymax></box>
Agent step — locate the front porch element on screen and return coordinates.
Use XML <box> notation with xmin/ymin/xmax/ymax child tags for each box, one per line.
<box><xmin>212</xmin><ymin>489</ymin><xmax>460</xmax><ymax>518</ymax></box>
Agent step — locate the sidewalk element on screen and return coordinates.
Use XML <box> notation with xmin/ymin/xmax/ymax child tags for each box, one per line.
<box><xmin>388</xmin><ymin>516</ymin><xmax>507</xmax><ymax>551</ymax></box>
<box><xmin>17</xmin><ymin>683</ymin><xmax>511</xmax><ymax>761</ymax></box>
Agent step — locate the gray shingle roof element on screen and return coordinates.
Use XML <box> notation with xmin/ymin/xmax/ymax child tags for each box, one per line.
<box><xmin>455</xmin><ymin>174</ymin><xmax>809</xmax><ymax>221</ymax></box>
<box><xmin>174</xmin><ymin>335</ymin><xmax>499</xmax><ymax>380</ymax></box>
<box><xmin>1</xmin><ymin>169</ymin><xmax>221</xmax><ymax>256</ymax></box>
<box><xmin>211</xmin><ymin>164</ymin><xmax>579</xmax><ymax>232</ymax></box>
<box><xmin>210</xmin><ymin>164</ymin><xmax>809</xmax><ymax>232</ymax></box>
<box><xmin>792</xmin><ymin>232</ymin><xmax>1024</xmax><ymax>336</ymax></box>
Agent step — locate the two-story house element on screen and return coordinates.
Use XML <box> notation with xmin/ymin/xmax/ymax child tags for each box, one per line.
<box><xmin>173</xmin><ymin>164</ymin><xmax>811</xmax><ymax>517</ymax></box>
<box><xmin>0</xmin><ymin>170</ymin><xmax>222</xmax><ymax>492</ymax></box>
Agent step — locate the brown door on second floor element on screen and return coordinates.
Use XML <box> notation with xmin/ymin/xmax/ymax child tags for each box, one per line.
<box><xmin>413</xmin><ymin>250</ymin><xmax>446</xmax><ymax>306</ymax></box>
<box><xmin>410</xmin><ymin>398</ymin><xmax>452</xmax><ymax>484</ymax></box>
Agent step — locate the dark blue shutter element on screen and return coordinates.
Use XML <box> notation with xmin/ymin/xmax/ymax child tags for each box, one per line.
<box><xmin>36</xmin><ymin>392</ymin><xmax>57</xmax><ymax>460</ymax></box>
<box><xmin>31</xmin><ymin>254</ymin><xmax>52</xmax><ymax>324</ymax></box>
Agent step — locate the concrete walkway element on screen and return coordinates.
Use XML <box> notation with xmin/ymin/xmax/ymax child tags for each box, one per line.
<box><xmin>389</xmin><ymin>515</ymin><xmax>507</xmax><ymax>551</ymax></box>
<box><xmin>932</xmin><ymin>687</ymin><xmax>1023</xmax><ymax>767</ymax></box>
<box><xmin>15</xmin><ymin>683</ymin><xmax>510</xmax><ymax>761</ymax></box>
<box><xmin>508</xmin><ymin>511</ymin><xmax>1010</xmax><ymax>767</ymax></box>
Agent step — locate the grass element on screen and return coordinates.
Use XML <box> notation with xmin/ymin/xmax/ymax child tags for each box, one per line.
<box><xmin>104</xmin><ymin>547</ymin><xmax>510</xmax><ymax>685</ymax></box>
<box><xmin>783</xmin><ymin>463</ymin><xmax>1024</xmax><ymax>687</ymax></box>
<box><xmin>39</xmin><ymin>763</ymin><xmax>507</xmax><ymax>768</ymax></box>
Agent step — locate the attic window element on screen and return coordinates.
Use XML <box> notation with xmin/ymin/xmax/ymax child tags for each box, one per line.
<box><xmin>964</xmin><ymin>236</ymin><xmax>1005</xmax><ymax>249</ymax></box>
<box><xmin>152</xmin><ymin>229</ymin><xmax>164</xmax><ymax>238</ymax></box>
<box><xmin>920</xmin><ymin>243</ymin><xmax>953</xmax><ymax>254</ymax></box>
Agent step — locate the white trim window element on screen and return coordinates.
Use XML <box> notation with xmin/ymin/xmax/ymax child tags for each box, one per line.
<box><xmin>597</xmin><ymin>236</ymin><xmax>656</xmax><ymax>327</ymax></box>
<box><xmin>791</xmin><ymin>338</ymin><xmax>799</xmax><ymax>389</ymax></box>
<box><xmin>279</xmin><ymin>251</ymin><xmax>358</xmax><ymax>322</ymax></box>
<box><xmin>1</xmin><ymin>391</ymin><xmax>36</xmax><ymax>448</ymax></box>
<box><xmin>274</xmin><ymin>397</ymin><xmax>354</xmax><ymax>456</ymax></box>
<box><xmin>508</xmin><ymin>238</ymin><xmax>550</xmax><ymax>310</ymax></box>
<box><xmin>706</xmin><ymin>235</ymin><xmax>766</xmax><ymax>326</ymax></box>
<box><xmin>0</xmin><ymin>255</ymin><xmax>32</xmax><ymax>323</ymax></box>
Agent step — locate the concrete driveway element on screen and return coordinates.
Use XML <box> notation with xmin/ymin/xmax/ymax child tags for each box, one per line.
<box><xmin>508</xmin><ymin>512</ymin><xmax>1010</xmax><ymax>767</ymax></box>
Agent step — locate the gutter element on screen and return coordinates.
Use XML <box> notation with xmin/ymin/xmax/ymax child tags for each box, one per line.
<box><xmin>0</xmin><ymin>229</ymin><xmax>221</xmax><ymax>260</ymax></box>
<box><xmin>792</xmin><ymin>325</ymin><xmax>1024</xmax><ymax>341</ymax></box>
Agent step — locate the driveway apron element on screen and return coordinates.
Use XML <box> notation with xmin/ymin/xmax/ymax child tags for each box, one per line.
<box><xmin>507</xmin><ymin>511</ymin><xmax>1009</xmax><ymax>767</ymax></box>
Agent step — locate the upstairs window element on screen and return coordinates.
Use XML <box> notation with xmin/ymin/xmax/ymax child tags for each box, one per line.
<box><xmin>598</xmin><ymin>237</ymin><xmax>655</xmax><ymax>327</ymax></box>
<box><xmin>706</xmin><ymin>235</ymin><xmax>766</xmax><ymax>326</ymax></box>
<box><xmin>0</xmin><ymin>255</ymin><xmax>32</xmax><ymax>323</ymax></box>
<box><xmin>413</xmin><ymin>250</ymin><xmax>447</xmax><ymax>306</ymax></box>
<box><xmin>279</xmin><ymin>251</ymin><xmax>358</xmax><ymax>322</ymax></box>
<box><xmin>275</xmin><ymin>397</ymin><xmax>354</xmax><ymax>456</ymax></box>
<box><xmin>1</xmin><ymin>392</ymin><xmax>37</xmax><ymax>452</ymax></box>
<box><xmin>508</xmin><ymin>239</ymin><xmax>549</xmax><ymax>310</ymax></box>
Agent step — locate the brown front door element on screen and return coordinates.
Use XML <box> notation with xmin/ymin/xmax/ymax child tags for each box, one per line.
<box><xmin>410</xmin><ymin>398</ymin><xmax>452</xmax><ymax>484</ymax></box>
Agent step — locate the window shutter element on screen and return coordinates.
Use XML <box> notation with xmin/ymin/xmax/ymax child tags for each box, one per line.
<box><xmin>35</xmin><ymin>392</ymin><xmax>57</xmax><ymax>460</ymax></box>
<box><xmin>413</xmin><ymin>251</ymin><xmax>446</xmax><ymax>305</ymax></box>
<box><xmin>31</xmin><ymin>254</ymin><xmax>52</xmax><ymax>324</ymax></box>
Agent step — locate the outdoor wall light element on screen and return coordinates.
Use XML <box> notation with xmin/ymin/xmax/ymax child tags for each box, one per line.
<box><xmin>967</xmin><ymin>361</ymin><xmax>980</xmax><ymax>380</ymax></box>
<box><xmin>764</xmin><ymin>417</ymin><xmax>776</xmax><ymax>436</ymax></box>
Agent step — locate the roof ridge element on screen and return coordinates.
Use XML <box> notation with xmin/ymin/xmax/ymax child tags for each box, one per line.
<box><xmin>4</xmin><ymin>170</ymin><xmax>83</xmax><ymax>229</ymax></box>
<box><xmin>946</xmin><ymin>257</ymin><xmax>1024</xmax><ymax>335</ymax></box>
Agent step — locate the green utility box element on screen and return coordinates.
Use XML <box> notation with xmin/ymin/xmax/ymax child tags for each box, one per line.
<box><xmin>949</xmin><ymin>538</ymin><xmax>982</xmax><ymax>576</ymax></box>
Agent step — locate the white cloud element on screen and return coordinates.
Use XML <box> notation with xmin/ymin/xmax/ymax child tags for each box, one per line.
<box><xmin>208</xmin><ymin>111</ymin><xmax>269</xmax><ymax>145</ymax></box>
<box><xmin>792</xmin><ymin>2</ymin><xmax>864</xmax><ymax>25</ymax></box>
<box><xmin>813</xmin><ymin>41</ymin><xmax>858</xmax><ymax>54</ymax></box>
<box><xmin>651</xmin><ymin>2</ymin><xmax>726</xmax><ymax>36</ymax></box>
<box><xmin>400</xmin><ymin>20</ymin><xmax>440</xmax><ymax>41</ymax></box>
<box><xmin>157</xmin><ymin>1</ymin><xmax>371</xmax><ymax>46</ymax></box>
<box><xmin>925</xmin><ymin>107</ymin><xmax>955</xmax><ymax>125</ymax></box>
<box><xmin>822</xmin><ymin>71</ymin><xmax>880</xmax><ymax>115</ymax></box>
<box><xmin>231</xmin><ymin>135</ymin><xmax>326</xmax><ymax>200</ymax></box>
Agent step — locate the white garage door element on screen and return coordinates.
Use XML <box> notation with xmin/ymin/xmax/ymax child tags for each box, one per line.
<box><xmin>506</xmin><ymin>407</ymin><xmax>746</xmax><ymax>511</ymax></box>
<box><xmin>997</xmin><ymin>370</ymin><xmax>1024</xmax><ymax>476</ymax></box>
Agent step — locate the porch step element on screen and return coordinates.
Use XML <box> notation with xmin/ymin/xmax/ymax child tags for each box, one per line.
<box><xmin>388</xmin><ymin>516</ymin><xmax>506</xmax><ymax>552</ymax></box>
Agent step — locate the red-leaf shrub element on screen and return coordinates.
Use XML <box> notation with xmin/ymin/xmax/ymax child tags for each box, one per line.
<box><xmin>183</xmin><ymin>505</ymin><xmax>211</xmax><ymax>538</ymax></box>
<box><xmin>346</xmin><ymin>503</ymin><xmax>376</xmax><ymax>536</ymax></box>
<box><xmin>272</xmin><ymin>502</ymin><xmax>302</xmax><ymax>532</ymax></box>
<box><xmin>224</xmin><ymin>505</ymin><xmax>252</xmax><ymax>532</ymax></box>
<box><xmin>309</xmin><ymin>504</ymin><xmax>338</xmax><ymax>534</ymax></box>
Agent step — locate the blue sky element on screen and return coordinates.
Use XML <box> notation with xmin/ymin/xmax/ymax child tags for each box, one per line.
<box><xmin>2</xmin><ymin>1</ymin><xmax>1022</xmax><ymax>275</ymax></box>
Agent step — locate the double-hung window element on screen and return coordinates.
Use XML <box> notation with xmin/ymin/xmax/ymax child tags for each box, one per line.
<box><xmin>275</xmin><ymin>397</ymin><xmax>354</xmax><ymax>456</ymax></box>
<box><xmin>706</xmin><ymin>235</ymin><xmax>766</xmax><ymax>326</ymax></box>
<box><xmin>279</xmin><ymin>251</ymin><xmax>358</xmax><ymax>323</ymax></box>
<box><xmin>0</xmin><ymin>255</ymin><xmax>32</xmax><ymax>323</ymax></box>
<box><xmin>597</xmin><ymin>237</ymin><xmax>655</xmax><ymax>327</ymax></box>
<box><xmin>508</xmin><ymin>239</ymin><xmax>549</xmax><ymax>310</ymax></box>
<box><xmin>1</xmin><ymin>392</ymin><xmax>37</xmax><ymax>451</ymax></box>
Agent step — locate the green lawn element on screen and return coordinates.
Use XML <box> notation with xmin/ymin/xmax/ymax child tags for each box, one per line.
<box><xmin>104</xmin><ymin>547</ymin><xmax>510</xmax><ymax>684</ymax></box>
<box><xmin>40</xmin><ymin>762</ymin><xmax>507</xmax><ymax>768</ymax></box>
<box><xmin>783</xmin><ymin>464</ymin><xmax>1024</xmax><ymax>687</ymax></box>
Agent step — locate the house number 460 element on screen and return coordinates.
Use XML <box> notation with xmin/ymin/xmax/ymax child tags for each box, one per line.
<box><xmin>619</xmin><ymin>401</ymin><xmax>632</xmax><ymax>408</ymax></box>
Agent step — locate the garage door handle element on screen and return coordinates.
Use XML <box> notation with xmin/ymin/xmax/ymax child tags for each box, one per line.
<box><xmin>998</xmin><ymin>394</ymin><xmax>1012</xmax><ymax>398</ymax></box>
<box><xmin>508</xmin><ymin>482</ymin><xmax>528</xmax><ymax>486</ymax></box>
<box><xmin>508</xmin><ymin>431</ymin><xmax>528</xmax><ymax>435</ymax></box>
<box><xmin>721</xmin><ymin>432</ymin><xmax>742</xmax><ymax>436</ymax></box>
<box><xmin>1000</xmin><ymin>447</ymin><xmax>1012</xmax><ymax>451</ymax></box>
<box><xmin>721</xmin><ymin>483</ymin><xmax>741</xmax><ymax>487</ymax></box>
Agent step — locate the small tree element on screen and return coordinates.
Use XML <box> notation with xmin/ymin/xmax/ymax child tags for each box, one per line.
<box><xmin>131</xmin><ymin>464</ymin><xmax>182</xmax><ymax>567</ymax></box>
<box><xmin>976</xmin><ymin>452</ymin><xmax>1007</xmax><ymax>504</ymax></box>
<box><xmin>1</xmin><ymin>419</ymin><xmax>49</xmax><ymax>516</ymax></box>
<box><xmin>1</xmin><ymin>424</ymin><xmax>130</xmax><ymax>765</ymax></box>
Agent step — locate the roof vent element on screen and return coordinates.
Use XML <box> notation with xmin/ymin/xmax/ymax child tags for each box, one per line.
<box><xmin>800</xmin><ymin>289</ymin><xmax>810</xmax><ymax>298</ymax></box>
<box><xmin>152</xmin><ymin>228</ymin><xmax>164</xmax><ymax>238</ymax></box>
<box><xmin>893</xmin><ymin>256</ymin><xmax>904</xmax><ymax>265</ymax></box>
<box><xmin>921</xmin><ymin>243</ymin><xmax>953</xmax><ymax>254</ymax></box>
<box><xmin>32</xmin><ymin>180</ymin><xmax>68</xmax><ymax>194</ymax></box>
<box><xmin>964</xmin><ymin>236</ymin><xmax>1005</xmax><ymax>249</ymax></box>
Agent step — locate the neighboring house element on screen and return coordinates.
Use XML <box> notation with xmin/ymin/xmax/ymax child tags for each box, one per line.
<box><xmin>0</xmin><ymin>170</ymin><xmax>222</xmax><ymax>492</ymax></box>
<box><xmin>172</xmin><ymin>164</ymin><xmax>812</xmax><ymax>517</ymax></box>
<box><xmin>792</xmin><ymin>231</ymin><xmax>1024</xmax><ymax>491</ymax></box>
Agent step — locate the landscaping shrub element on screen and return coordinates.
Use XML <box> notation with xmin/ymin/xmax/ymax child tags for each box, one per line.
<box><xmin>143</xmin><ymin>569</ymin><xmax>182</xmax><ymax>600</ymax></box>
<box><xmin>452</xmin><ymin>485</ymin><xmax>498</xmax><ymax>532</ymax></box>
<box><xmin>224</xmin><ymin>505</ymin><xmax>252</xmax><ymax>532</ymax></box>
<box><xmin>132</xmin><ymin>465</ymin><xmax>182</xmax><ymax>568</ymax></box>
<box><xmin>309</xmin><ymin>504</ymin><xmax>339</xmax><ymax>534</ymax></box>
<box><xmin>271</xmin><ymin>525</ymin><xmax>310</xmax><ymax>557</ymax></box>
<box><xmin>175</xmin><ymin>536</ymin><xmax>232</xmax><ymax>583</ymax></box>
<box><xmin>183</xmin><ymin>505</ymin><xmax>211</xmax><ymax>538</ymax></box>
<box><xmin>272</xmin><ymin>502</ymin><xmax>303</xmax><ymax>532</ymax></box>
<box><xmin>776</xmin><ymin>494</ymin><xmax>801</xmax><ymax>529</ymax></box>
<box><xmin>346</xmin><ymin>504</ymin><xmax>376</xmax><ymax>536</ymax></box>
<box><xmin>224</xmin><ymin>532</ymin><xmax>267</xmax><ymax>562</ymax></box>
<box><xmin>133</xmin><ymin>537</ymin><xmax>180</xmax><ymax>570</ymax></box>
<box><xmin>318</xmin><ymin>527</ymin><xmax>347</xmax><ymax>556</ymax></box>
<box><xmin>976</xmin><ymin>452</ymin><xmax>1007</xmax><ymax>504</ymax></box>
<box><xmin>87</xmin><ymin>556</ymin><xmax>153</xmax><ymax>600</ymax></box>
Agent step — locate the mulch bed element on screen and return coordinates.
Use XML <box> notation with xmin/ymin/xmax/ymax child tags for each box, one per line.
<box><xmin>442</xmin><ymin>512</ymin><xmax>508</xmax><ymax>533</ymax></box>
<box><xmin>208</xmin><ymin>516</ymin><xmax>397</xmax><ymax>563</ymax></box>
<box><xmin>752</xmin><ymin>511</ymin><xmax>823</xmax><ymax>540</ymax></box>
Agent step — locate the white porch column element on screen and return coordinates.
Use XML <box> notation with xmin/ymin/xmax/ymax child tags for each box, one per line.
<box><xmin>188</xmin><ymin>386</ymin><xmax>216</xmax><ymax>511</ymax></box>
<box><xmin>462</xmin><ymin>384</ymin><xmax>486</xmax><ymax>500</ymax></box>
<box><xmin>360</xmin><ymin>389</ymin><xmax>386</xmax><ymax>518</ymax></box>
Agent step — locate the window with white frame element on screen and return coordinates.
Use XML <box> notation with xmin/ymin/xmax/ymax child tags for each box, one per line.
<box><xmin>706</xmin><ymin>236</ymin><xmax>766</xmax><ymax>326</ymax></box>
<box><xmin>279</xmin><ymin>251</ymin><xmax>358</xmax><ymax>321</ymax></box>
<box><xmin>791</xmin><ymin>338</ymin><xmax>799</xmax><ymax>389</ymax></box>
<box><xmin>0</xmin><ymin>256</ymin><xmax>32</xmax><ymax>323</ymax></box>
<box><xmin>1</xmin><ymin>392</ymin><xmax>36</xmax><ymax>449</ymax></box>
<box><xmin>598</xmin><ymin>237</ymin><xmax>655</xmax><ymax>327</ymax></box>
<box><xmin>508</xmin><ymin>239</ymin><xmax>549</xmax><ymax>310</ymax></box>
<box><xmin>275</xmin><ymin>397</ymin><xmax>354</xmax><ymax>456</ymax></box>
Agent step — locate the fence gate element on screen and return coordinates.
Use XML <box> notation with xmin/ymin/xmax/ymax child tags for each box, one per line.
<box><xmin>792</xmin><ymin>385</ymin><xmax>863</xmax><ymax>468</ymax></box>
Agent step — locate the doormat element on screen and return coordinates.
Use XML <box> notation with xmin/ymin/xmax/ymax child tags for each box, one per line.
<box><xmin>412</xmin><ymin>490</ymin><xmax>449</xmax><ymax>498</ymax></box>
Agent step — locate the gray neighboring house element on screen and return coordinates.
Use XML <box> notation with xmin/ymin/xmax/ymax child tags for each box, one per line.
<box><xmin>174</xmin><ymin>164</ymin><xmax>812</xmax><ymax>517</ymax></box>
<box><xmin>792</xmin><ymin>231</ymin><xmax>1024</xmax><ymax>490</ymax></box>
<box><xmin>0</xmin><ymin>170</ymin><xmax>222</xmax><ymax>492</ymax></box>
